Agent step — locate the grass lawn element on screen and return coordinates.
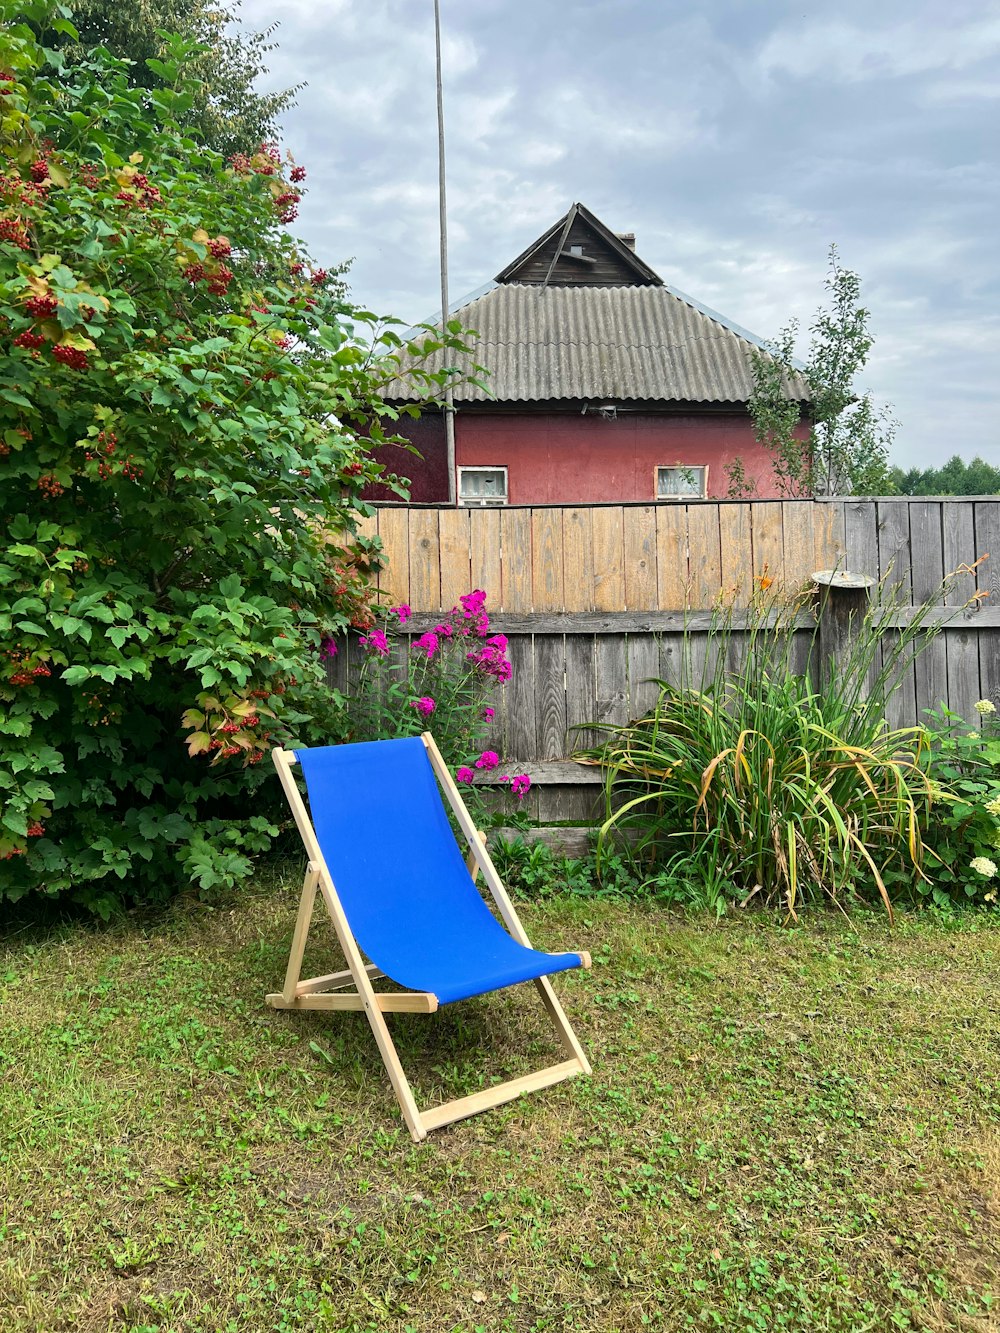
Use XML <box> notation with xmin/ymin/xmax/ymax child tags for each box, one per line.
<box><xmin>1</xmin><ymin>878</ymin><xmax>997</xmax><ymax>1333</ymax></box>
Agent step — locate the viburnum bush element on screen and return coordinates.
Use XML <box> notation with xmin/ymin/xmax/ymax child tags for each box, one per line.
<box><xmin>0</xmin><ymin>4</ymin><xmax>467</xmax><ymax>913</ymax></box>
<box><xmin>343</xmin><ymin>589</ymin><xmax>532</xmax><ymax>809</ymax></box>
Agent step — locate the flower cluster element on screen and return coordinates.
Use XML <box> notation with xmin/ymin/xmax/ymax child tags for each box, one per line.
<box><xmin>346</xmin><ymin>589</ymin><xmax>529</xmax><ymax>807</ymax></box>
<box><xmin>456</xmin><ymin>754</ymin><xmax>531</xmax><ymax>801</ymax></box>
<box><xmin>359</xmin><ymin>628</ymin><xmax>389</xmax><ymax>656</ymax></box>
<box><xmin>467</xmin><ymin>633</ymin><xmax>513</xmax><ymax>682</ymax></box>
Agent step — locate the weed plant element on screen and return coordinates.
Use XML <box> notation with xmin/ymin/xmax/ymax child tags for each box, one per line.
<box><xmin>585</xmin><ymin>571</ymin><xmax>986</xmax><ymax>916</ymax></box>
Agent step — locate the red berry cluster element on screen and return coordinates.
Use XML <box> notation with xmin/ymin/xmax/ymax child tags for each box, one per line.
<box><xmin>289</xmin><ymin>262</ymin><xmax>304</xmax><ymax>276</ymax></box>
<box><xmin>37</xmin><ymin>474</ymin><xmax>64</xmax><ymax>498</ymax></box>
<box><xmin>13</xmin><ymin>330</ymin><xmax>45</xmax><ymax>349</ymax></box>
<box><xmin>25</xmin><ymin>293</ymin><xmax>57</xmax><ymax>318</ymax></box>
<box><xmin>9</xmin><ymin>659</ymin><xmax>52</xmax><ymax>686</ymax></box>
<box><xmin>0</xmin><ymin>169</ymin><xmax>48</xmax><ymax>210</ymax></box>
<box><xmin>0</xmin><ymin>72</ymin><xmax>15</xmax><ymax>95</ymax></box>
<box><xmin>29</xmin><ymin>158</ymin><xmax>49</xmax><ymax>183</ymax></box>
<box><xmin>206</xmin><ymin>265</ymin><xmax>233</xmax><ymax>296</ymax></box>
<box><xmin>114</xmin><ymin>173</ymin><xmax>162</xmax><ymax>210</ymax></box>
<box><xmin>311</xmin><ymin>269</ymin><xmax>328</xmax><ymax>286</ymax></box>
<box><xmin>1</xmin><ymin>848</ymin><xmax>26</xmax><ymax>860</ymax></box>
<box><xmin>185</xmin><ymin>247</ymin><xmax>233</xmax><ymax>297</ymax></box>
<box><xmin>273</xmin><ymin>191</ymin><xmax>300</xmax><ymax>224</ymax></box>
<box><xmin>254</xmin><ymin>142</ymin><xmax>282</xmax><ymax>175</ymax></box>
<box><xmin>290</xmin><ymin>165</ymin><xmax>307</xmax><ymax>183</ymax></box>
<box><xmin>342</xmin><ymin>460</ymin><xmax>365</xmax><ymax>477</ymax></box>
<box><xmin>80</xmin><ymin>164</ymin><xmax>102</xmax><ymax>190</ymax></box>
<box><xmin>52</xmin><ymin>345</ymin><xmax>88</xmax><ymax>370</ymax></box>
<box><xmin>26</xmin><ymin>822</ymin><xmax>44</xmax><ymax>837</ymax></box>
<box><xmin>0</xmin><ymin>217</ymin><xmax>30</xmax><ymax>249</ymax></box>
<box><xmin>84</xmin><ymin>431</ymin><xmax>144</xmax><ymax>482</ymax></box>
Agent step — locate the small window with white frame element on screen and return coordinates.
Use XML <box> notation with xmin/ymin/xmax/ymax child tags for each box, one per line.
<box><xmin>458</xmin><ymin>466</ymin><xmax>508</xmax><ymax>506</ymax></box>
<box><xmin>656</xmin><ymin>465</ymin><xmax>707</xmax><ymax>500</ymax></box>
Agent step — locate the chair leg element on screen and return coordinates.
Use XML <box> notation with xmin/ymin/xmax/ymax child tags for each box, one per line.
<box><xmin>282</xmin><ymin>863</ymin><xmax>320</xmax><ymax>1004</ymax></box>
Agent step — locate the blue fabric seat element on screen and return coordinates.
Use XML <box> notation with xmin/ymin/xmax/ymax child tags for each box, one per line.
<box><xmin>295</xmin><ymin>737</ymin><xmax>584</xmax><ymax>1005</ymax></box>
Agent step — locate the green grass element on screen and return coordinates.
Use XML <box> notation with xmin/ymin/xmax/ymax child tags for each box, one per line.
<box><xmin>1</xmin><ymin>879</ymin><xmax>998</xmax><ymax>1332</ymax></box>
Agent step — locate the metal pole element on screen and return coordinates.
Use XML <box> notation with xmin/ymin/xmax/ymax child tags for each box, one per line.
<box><xmin>434</xmin><ymin>0</ymin><xmax>456</xmax><ymax>505</ymax></box>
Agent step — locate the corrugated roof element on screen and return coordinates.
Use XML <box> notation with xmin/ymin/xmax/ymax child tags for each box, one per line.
<box><xmin>387</xmin><ymin>283</ymin><xmax>808</xmax><ymax>405</ymax></box>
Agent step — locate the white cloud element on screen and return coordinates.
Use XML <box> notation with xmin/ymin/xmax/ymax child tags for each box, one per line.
<box><xmin>757</xmin><ymin>16</ymin><xmax>1000</xmax><ymax>83</ymax></box>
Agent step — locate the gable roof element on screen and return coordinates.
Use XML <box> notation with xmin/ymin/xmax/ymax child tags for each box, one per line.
<box><xmin>495</xmin><ymin>201</ymin><xmax>662</xmax><ymax>288</ymax></box>
<box><xmin>388</xmin><ymin>205</ymin><xmax>809</xmax><ymax>406</ymax></box>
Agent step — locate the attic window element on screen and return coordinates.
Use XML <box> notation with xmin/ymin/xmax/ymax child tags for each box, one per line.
<box><xmin>657</xmin><ymin>465</ymin><xmax>707</xmax><ymax>500</ymax></box>
<box><xmin>569</xmin><ymin>244</ymin><xmax>583</xmax><ymax>257</ymax></box>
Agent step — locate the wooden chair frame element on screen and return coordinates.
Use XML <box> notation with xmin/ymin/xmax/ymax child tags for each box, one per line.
<box><xmin>267</xmin><ymin>733</ymin><xmax>592</xmax><ymax>1141</ymax></box>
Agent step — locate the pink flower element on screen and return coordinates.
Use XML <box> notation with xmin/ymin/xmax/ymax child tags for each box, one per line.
<box><xmin>456</xmin><ymin>766</ymin><xmax>475</xmax><ymax>784</ymax></box>
<box><xmin>475</xmin><ymin>750</ymin><xmax>500</xmax><ymax>771</ymax></box>
<box><xmin>434</xmin><ymin>622</ymin><xmax>454</xmax><ymax>638</ymax></box>
<box><xmin>412</xmin><ymin>631</ymin><xmax>439</xmax><ymax>659</ymax></box>
<box><xmin>467</xmin><ymin>641</ymin><xmax>513</xmax><ymax>682</ymax></box>
<box><xmin>459</xmin><ymin>589</ymin><xmax>487</xmax><ymax>619</ymax></box>
<box><xmin>360</xmin><ymin>628</ymin><xmax>389</xmax><ymax>656</ymax></box>
<box><xmin>487</xmin><ymin>634</ymin><xmax>508</xmax><ymax>651</ymax></box>
<box><xmin>483</xmin><ymin>706</ymin><xmax>495</xmax><ymax>720</ymax></box>
<box><xmin>390</xmin><ymin>604</ymin><xmax>412</xmax><ymax>624</ymax></box>
<box><xmin>510</xmin><ymin>774</ymin><xmax>531</xmax><ymax>799</ymax></box>
<box><xmin>412</xmin><ymin>696</ymin><xmax>435</xmax><ymax>717</ymax></box>
<box><xmin>319</xmin><ymin>636</ymin><xmax>338</xmax><ymax>659</ymax></box>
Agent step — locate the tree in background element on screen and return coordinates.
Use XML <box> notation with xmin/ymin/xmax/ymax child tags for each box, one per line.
<box><xmin>891</xmin><ymin>455</ymin><xmax>1000</xmax><ymax>496</ymax></box>
<box><xmin>53</xmin><ymin>0</ymin><xmax>296</xmax><ymax>157</ymax></box>
<box><xmin>741</xmin><ymin>246</ymin><xmax>897</xmax><ymax>497</ymax></box>
<box><xmin>0</xmin><ymin>3</ymin><xmax>464</xmax><ymax>913</ymax></box>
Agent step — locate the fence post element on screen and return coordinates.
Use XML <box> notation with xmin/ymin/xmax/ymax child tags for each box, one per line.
<box><xmin>813</xmin><ymin>570</ymin><xmax>875</xmax><ymax>688</ymax></box>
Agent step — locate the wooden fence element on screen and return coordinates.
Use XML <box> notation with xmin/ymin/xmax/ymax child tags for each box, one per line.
<box><xmin>344</xmin><ymin>499</ymin><xmax>1000</xmax><ymax>825</ymax></box>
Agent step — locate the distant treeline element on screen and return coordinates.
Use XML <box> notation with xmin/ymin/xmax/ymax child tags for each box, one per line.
<box><xmin>889</xmin><ymin>455</ymin><xmax>1000</xmax><ymax>495</ymax></box>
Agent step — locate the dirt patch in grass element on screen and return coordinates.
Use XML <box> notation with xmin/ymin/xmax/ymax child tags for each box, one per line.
<box><xmin>1</xmin><ymin>888</ymin><xmax>998</xmax><ymax>1331</ymax></box>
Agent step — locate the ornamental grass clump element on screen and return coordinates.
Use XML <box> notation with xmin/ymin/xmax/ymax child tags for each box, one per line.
<box><xmin>587</xmin><ymin>572</ymin><xmax>981</xmax><ymax>917</ymax></box>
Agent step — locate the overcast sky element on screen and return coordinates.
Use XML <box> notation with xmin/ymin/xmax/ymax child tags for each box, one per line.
<box><xmin>238</xmin><ymin>0</ymin><xmax>1000</xmax><ymax>472</ymax></box>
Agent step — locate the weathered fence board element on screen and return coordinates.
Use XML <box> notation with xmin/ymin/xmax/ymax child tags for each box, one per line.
<box><xmin>342</xmin><ymin>501</ymin><xmax>996</xmax><ymax>810</ymax></box>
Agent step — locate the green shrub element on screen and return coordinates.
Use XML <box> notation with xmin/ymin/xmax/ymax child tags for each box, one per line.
<box><xmin>915</xmin><ymin>704</ymin><xmax>1000</xmax><ymax>910</ymax></box>
<box><xmin>0</xmin><ymin>7</ymin><xmax>464</xmax><ymax>913</ymax></box>
<box><xmin>585</xmin><ymin>578</ymin><xmax>984</xmax><ymax>916</ymax></box>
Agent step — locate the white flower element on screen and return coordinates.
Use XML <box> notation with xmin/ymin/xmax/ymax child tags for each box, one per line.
<box><xmin>987</xmin><ymin>796</ymin><xmax>1000</xmax><ymax>818</ymax></box>
<box><xmin>970</xmin><ymin>856</ymin><xmax>997</xmax><ymax>878</ymax></box>
<box><xmin>975</xmin><ymin>699</ymin><xmax>996</xmax><ymax>716</ymax></box>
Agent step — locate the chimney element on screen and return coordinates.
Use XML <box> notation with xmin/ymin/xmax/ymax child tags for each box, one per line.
<box><xmin>616</xmin><ymin>232</ymin><xmax>636</xmax><ymax>251</ymax></box>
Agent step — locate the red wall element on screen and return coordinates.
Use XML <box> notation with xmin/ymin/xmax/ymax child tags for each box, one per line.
<box><xmin>458</xmin><ymin>412</ymin><xmax>788</xmax><ymax>502</ymax></box>
<box><xmin>363</xmin><ymin>409</ymin><xmax>807</xmax><ymax>504</ymax></box>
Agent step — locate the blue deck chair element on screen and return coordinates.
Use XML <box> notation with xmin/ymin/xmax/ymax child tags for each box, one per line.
<box><xmin>268</xmin><ymin>733</ymin><xmax>592</xmax><ymax>1141</ymax></box>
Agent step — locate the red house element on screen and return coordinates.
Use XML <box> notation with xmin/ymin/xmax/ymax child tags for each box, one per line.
<box><xmin>367</xmin><ymin>203</ymin><xmax>807</xmax><ymax>506</ymax></box>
